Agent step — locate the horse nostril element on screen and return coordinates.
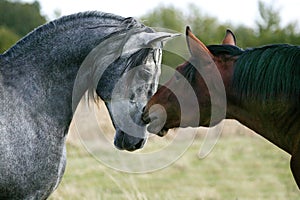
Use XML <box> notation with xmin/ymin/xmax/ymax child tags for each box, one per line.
<box><xmin>142</xmin><ymin>112</ymin><xmax>150</xmax><ymax>124</ymax></box>
<box><xmin>142</xmin><ymin>106</ymin><xmax>151</xmax><ymax>124</ymax></box>
<box><xmin>134</xmin><ymin>139</ymin><xmax>145</xmax><ymax>149</ymax></box>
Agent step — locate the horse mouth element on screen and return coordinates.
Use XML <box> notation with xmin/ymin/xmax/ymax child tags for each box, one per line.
<box><xmin>156</xmin><ymin>128</ymin><xmax>169</xmax><ymax>137</ymax></box>
<box><xmin>142</xmin><ymin>106</ymin><xmax>169</xmax><ymax>136</ymax></box>
<box><xmin>114</xmin><ymin>130</ymin><xmax>146</xmax><ymax>151</ymax></box>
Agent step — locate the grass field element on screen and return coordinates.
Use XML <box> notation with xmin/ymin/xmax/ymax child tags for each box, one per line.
<box><xmin>49</xmin><ymin>102</ymin><xmax>299</xmax><ymax>199</ymax></box>
<box><xmin>50</xmin><ymin>129</ymin><xmax>299</xmax><ymax>199</ymax></box>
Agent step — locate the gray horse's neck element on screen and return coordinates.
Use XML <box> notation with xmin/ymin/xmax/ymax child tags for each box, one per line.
<box><xmin>0</xmin><ymin>12</ymin><xmax>137</xmax><ymax>135</ymax></box>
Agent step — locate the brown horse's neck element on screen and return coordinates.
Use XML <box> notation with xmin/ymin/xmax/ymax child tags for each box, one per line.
<box><xmin>226</xmin><ymin>97</ymin><xmax>300</xmax><ymax>155</ymax></box>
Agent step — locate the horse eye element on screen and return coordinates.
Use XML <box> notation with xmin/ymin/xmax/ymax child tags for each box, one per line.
<box><xmin>148</xmin><ymin>90</ymin><xmax>153</xmax><ymax>97</ymax></box>
<box><xmin>150</xmin><ymin>83</ymin><xmax>156</xmax><ymax>90</ymax></box>
<box><xmin>138</xmin><ymin>70</ymin><xmax>151</xmax><ymax>79</ymax></box>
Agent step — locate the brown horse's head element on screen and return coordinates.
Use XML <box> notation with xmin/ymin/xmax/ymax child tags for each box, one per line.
<box><xmin>142</xmin><ymin>27</ymin><xmax>238</xmax><ymax>136</ymax></box>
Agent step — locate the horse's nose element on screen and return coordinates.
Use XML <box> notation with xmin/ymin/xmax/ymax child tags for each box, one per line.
<box><xmin>114</xmin><ymin>129</ymin><xmax>146</xmax><ymax>151</ymax></box>
<box><xmin>142</xmin><ymin>106</ymin><xmax>151</xmax><ymax>124</ymax></box>
<box><xmin>142</xmin><ymin>104</ymin><xmax>167</xmax><ymax>134</ymax></box>
<box><xmin>122</xmin><ymin>138</ymin><xmax>146</xmax><ymax>151</ymax></box>
<box><xmin>133</xmin><ymin>139</ymin><xmax>145</xmax><ymax>150</ymax></box>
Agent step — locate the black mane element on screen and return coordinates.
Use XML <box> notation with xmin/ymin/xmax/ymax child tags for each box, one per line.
<box><xmin>233</xmin><ymin>44</ymin><xmax>300</xmax><ymax>103</ymax></box>
<box><xmin>207</xmin><ymin>44</ymin><xmax>244</xmax><ymax>57</ymax></box>
<box><xmin>184</xmin><ymin>43</ymin><xmax>300</xmax><ymax>104</ymax></box>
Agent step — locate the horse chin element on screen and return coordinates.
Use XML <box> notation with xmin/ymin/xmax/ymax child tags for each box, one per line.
<box><xmin>113</xmin><ymin>129</ymin><xmax>146</xmax><ymax>151</ymax></box>
<box><xmin>146</xmin><ymin>119</ymin><xmax>169</xmax><ymax>137</ymax></box>
<box><xmin>156</xmin><ymin>128</ymin><xmax>169</xmax><ymax>137</ymax></box>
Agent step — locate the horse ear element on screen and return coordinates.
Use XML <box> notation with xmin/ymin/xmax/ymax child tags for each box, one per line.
<box><xmin>186</xmin><ymin>26</ymin><xmax>213</xmax><ymax>58</ymax></box>
<box><xmin>222</xmin><ymin>29</ymin><xmax>236</xmax><ymax>45</ymax></box>
<box><xmin>143</xmin><ymin>32</ymin><xmax>180</xmax><ymax>46</ymax></box>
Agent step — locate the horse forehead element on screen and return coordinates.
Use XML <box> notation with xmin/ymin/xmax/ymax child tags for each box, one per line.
<box><xmin>142</xmin><ymin>49</ymin><xmax>161</xmax><ymax>72</ymax></box>
<box><xmin>213</xmin><ymin>55</ymin><xmax>234</xmax><ymax>65</ymax></box>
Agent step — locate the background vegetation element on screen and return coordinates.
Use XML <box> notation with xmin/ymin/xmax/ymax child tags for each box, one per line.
<box><xmin>1</xmin><ymin>0</ymin><xmax>300</xmax><ymax>54</ymax></box>
<box><xmin>0</xmin><ymin>0</ymin><xmax>46</xmax><ymax>52</ymax></box>
<box><xmin>141</xmin><ymin>1</ymin><xmax>300</xmax><ymax>47</ymax></box>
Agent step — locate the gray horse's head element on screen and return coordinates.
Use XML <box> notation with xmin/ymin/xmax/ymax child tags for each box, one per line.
<box><xmin>104</xmin><ymin>47</ymin><xmax>161</xmax><ymax>151</ymax></box>
<box><xmin>82</xmin><ymin>29</ymin><xmax>176</xmax><ymax>151</ymax></box>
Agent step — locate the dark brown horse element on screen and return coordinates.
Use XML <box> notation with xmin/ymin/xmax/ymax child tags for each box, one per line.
<box><xmin>143</xmin><ymin>27</ymin><xmax>300</xmax><ymax>189</ymax></box>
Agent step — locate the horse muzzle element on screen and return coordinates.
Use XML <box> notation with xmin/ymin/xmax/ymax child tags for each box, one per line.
<box><xmin>142</xmin><ymin>104</ymin><xmax>168</xmax><ymax>137</ymax></box>
<box><xmin>114</xmin><ymin>129</ymin><xmax>146</xmax><ymax>151</ymax></box>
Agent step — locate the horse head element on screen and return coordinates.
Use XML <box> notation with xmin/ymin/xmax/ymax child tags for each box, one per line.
<box><xmin>143</xmin><ymin>27</ymin><xmax>239</xmax><ymax>136</ymax></box>
<box><xmin>142</xmin><ymin>27</ymin><xmax>300</xmax><ymax>190</ymax></box>
<box><xmin>82</xmin><ymin>30</ymin><xmax>177</xmax><ymax>151</ymax></box>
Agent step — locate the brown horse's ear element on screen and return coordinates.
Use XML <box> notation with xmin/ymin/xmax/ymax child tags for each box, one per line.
<box><xmin>222</xmin><ymin>29</ymin><xmax>236</xmax><ymax>45</ymax></box>
<box><xmin>186</xmin><ymin>26</ymin><xmax>213</xmax><ymax>58</ymax></box>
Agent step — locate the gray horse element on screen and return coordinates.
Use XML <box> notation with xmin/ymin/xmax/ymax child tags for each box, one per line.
<box><xmin>0</xmin><ymin>12</ymin><xmax>173</xmax><ymax>199</ymax></box>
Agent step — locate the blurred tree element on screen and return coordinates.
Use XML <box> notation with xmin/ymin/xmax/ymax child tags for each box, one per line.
<box><xmin>141</xmin><ymin>1</ymin><xmax>300</xmax><ymax>50</ymax></box>
<box><xmin>0</xmin><ymin>0</ymin><xmax>46</xmax><ymax>53</ymax></box>
<box><xmin>140</xmin><ymin>1</ymin><xmax>300</xmax><ymax>70</ymax></box>
<box><xmin>0</xmin><ymin>26</ymin><xmax>19</xmax><ymax>52</ymax></box>
<box><xmin>256</xmin><ymin>0</ymin><xmax>281</xmax><ymax>34</ymax></box>
<box><xmin>140</xmin><ymin>5</ymin><xmax>185</xmax><ymax>32</ymax></box>
<box><xmin>185</xmin><ymin>5</ymin><xmax>230</xmax><ymax>45</ymax></box>
<box><xmin>141</xmin><ymin>4</ymin><xmax>235</xmax><ymax>68</ymax></box>
<box><xmin>141</xmin><ymin>4</ymin><xmax>227</xmax><ymax>44</ymax></box>
<box><xmin>0</xmin><ymin>0</ymin><xmax>46</xmax><ymax>36</ymax></box>
<box><xmin>141</xmin><ymin>5</ymin><xmax>186</xmax><ymax>68</ymax></box>
<box><xmin>233</xmin><ymin>25</ymin><xmax>257</xmax><ymax>47</ymax></box>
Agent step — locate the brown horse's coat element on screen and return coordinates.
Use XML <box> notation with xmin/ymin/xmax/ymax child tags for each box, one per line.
<box><xmin>143</xmin><ymin>27</ymin><xmax>300</xmax><ymax>189</ymax></box>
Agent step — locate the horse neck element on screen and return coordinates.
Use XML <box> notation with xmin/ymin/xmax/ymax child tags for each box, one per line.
<box><xmin>226</xmin><ymin>96</ymin><xmax>300</xmax><ymax>154</ymax></box>
<box><xmin>225</xmin><ymin>45</ymin><xmax>300</xmax><ymax>154</ymax></box>
<box><xmin>0</xmin><ymin>12</ymin><xmax>127</xmax><ymax>131</ymax></box>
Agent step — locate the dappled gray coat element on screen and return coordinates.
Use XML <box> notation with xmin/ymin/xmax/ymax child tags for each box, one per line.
<box><xmin>0</xmin><ymin>11</ymin><xmax>171</xmax><ymax>199</ymax></box>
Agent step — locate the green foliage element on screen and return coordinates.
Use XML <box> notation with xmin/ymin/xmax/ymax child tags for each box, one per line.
<box><xmin>141</xmin><ymin>4</ymin><xmax>228</xmax><ymax>45</ymax></box>
<box><xmin>0</xmin><ymin>26</ymin><xmax>19</xmax><ymax>53</ymax></box>
<box><xmin>140</xmin><ymin>2</ymin><xmax>300</xmax><ymax>70</ymax></box>
<box><xmin>256</xmin><ymin>0</ymin><xmax>281</xmax><ymax>33</ymax></box>
<box><xmin>140</xmin><ymin>5</ymin><xmax>185</xmax><ymax>32</ymax></box>
<box><xmin>140</xmin><ymin>2</ymin><xmax>300</xmax><ymax>50</ymax></box>
<box><xmin>185</xmin><ymin>5</ymin><xmax>230</xmax><ymax>45</ymax></box>
<box><xmin>0</xmin><ymin>0</ymin><xmax>46</xmax><ymax>53</ymax></box>
<box><xmin>0</xmin><ymin>0</ymin><xmax>46</xmax><ymax>36</ymax></box>
<box><xmin>253</xmin><ymin>0</ymin><xmax>300</xmax><ymax>46</ymax></box>
<box><xmin>1</xmin><ymin>1</ymin><xmax>300</xmax><ymax>55</ymax></box>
